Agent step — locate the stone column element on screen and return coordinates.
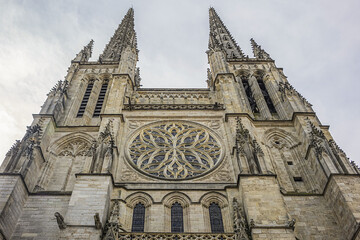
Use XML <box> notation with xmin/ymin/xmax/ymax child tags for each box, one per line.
<box><xmin>235</xmin><ymin>75</ymin><xmax>254</xmax><ymax>116</ymax></box>
<box><xmin>103</xmin><ymin>74</ymin><xmax>129</xmax><ymax>114</ymax></box>
<box><xmin>215</xmin><ymin>74</ymin><xmax>242</xmax><ymax>113</ymax></box>
<box><xmin>264</xmin><ymin>75</ymin><xmax>289</xmax><ymax>119</ymax></box>
<box><xmin>249</xmin><ymin>75</ymin><xmax>272</xmax><ymax>119</ymax></box>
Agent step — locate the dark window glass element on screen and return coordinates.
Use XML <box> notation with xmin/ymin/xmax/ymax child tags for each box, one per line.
<box><xmin>93</xmin><ymin>81</ymin><xmax>108</xmax><ymax>117</ymax></box>
<box><xmin>131</xmin><ymin>203</ymin><xmax>145</xmax><ymax>232</ymax></box>
<box><xmin>293</xmin><ymin>177</ymin><xmax>303</xmax><ymax>182</ymax></box>
<box><xmin>171</xmin><ymin>202</ymin><xmax>184</xmax><ymax>233</ymax></box>
<box><xmin>257</xmin><ymin>79</ymin><xmax>277</xmax><ymax>113</ymax></box>
<box><xmin>209</xmin><ymin>203</ymin><xmax>224</xmax><ymax>233</ymax></box>
<box><xmin>77</xmin><ymin>82</ymin><xmax>94</xmax><ymax>117</ymax></box>
<box><xmin>241</xmin><ymin>77</ymin><xmax>259</xmax><ymax>113</ymax></box>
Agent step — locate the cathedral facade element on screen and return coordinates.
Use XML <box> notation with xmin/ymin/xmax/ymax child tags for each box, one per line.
<box><xmin>1</xmin><ymin>7</ymin><xmax>359</xmax><ymax>240</ymax></box>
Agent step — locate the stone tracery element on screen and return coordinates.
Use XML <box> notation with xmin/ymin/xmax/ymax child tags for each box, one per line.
<box><xmin>128</xmin><ymin>121</ymin><xmax>223</xmax><ymax>180</ymax></box>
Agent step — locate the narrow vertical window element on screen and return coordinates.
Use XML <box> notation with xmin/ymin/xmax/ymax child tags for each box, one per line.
<box><xmin>93</xmin><ymin>80</ymin><xmax>108</xmax><ymax>117</ymax></box>
<box><xmin>171</xmin><ymin>202</ymin><xmax>184</xmax><ymax>233</ymax></box>
<box><xmin>257</xmin><ymin>78</ymin><xmax>276</xmax><ymax>113</ymax></box>
<box><xmin>209</xmin><ymin>203</ymin><xmax>224</xmax><ymax>233</ymax></box>
<box><xmin>77</xmin><ymin>81</ymin><xmax>94</xmax><ymax>117</ymax></box>
<box><xmin>241</xmin><ymin>76</ymin><xmax>259</xmax><ymax>113</ymax></box>
<box><xmin>131</xmin><ymin>203</ymin><xmax>145</xmax><ymax>232</ymax></box>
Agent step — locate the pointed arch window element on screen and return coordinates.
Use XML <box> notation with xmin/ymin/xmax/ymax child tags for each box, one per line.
<box><xmin>209</xmin><ymin>203</ymin><xmax>224</xmax><ymax>233</ymax></box>
<box><xmin>131</xmin><ymin>203</ymin><xmax>145</xmax><ymax>232</ymax></box>
<box><xmin>77</xmin><ymin>80</ymin><xmax>94</xmax><ymax>117</ymax></box>
<box><xmin>241</xmin><ymin>76</ymin><xmax>259</xmax><ymax>113</ymax></box>
<box><xmin>257</xmin><ymin>77</ymin><xmax>276</xmax><ymax>113</ymax></box>
<box><xmin>171</xmin><ymin>202</ymin><xmax>184</xmax><ymax>233</ymax></box>
<box><xmin>93</xmin><ymin>80</ymin><xmax>109</xmax><ymax>117</ymax></box>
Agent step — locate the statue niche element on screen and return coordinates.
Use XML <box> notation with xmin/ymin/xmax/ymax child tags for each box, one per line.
<box><xmin>233</xmin><ymin>198</ymin><xmax>251</xmax><ymax>240</ymax></box>
<box><xmin>89</xmin><ymin>120</ymin><xmax>115</xmax><ymax>173</ymax></box>
<box><xmin>234</xmin><ymin>118</ymin><xmax>264</xmax><ymax>174</ymax></box>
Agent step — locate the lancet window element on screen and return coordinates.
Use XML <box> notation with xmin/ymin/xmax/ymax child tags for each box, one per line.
<box><xmin>77</xmin><ymin>80</ymin><xmax>94</xmax><ymax>117</ymax></box>
<box><xmin>93</xmin><ymin>80</ymin><xmax>109</xmax><ymax>117</ymax></box>
<box><xmin>171</xmin><ymin>202</ymin><xmax>184</xmax><ymax>233</ymax></box>
<box><xmin>257</xmin><ymin>77</ymin><xmax>276</xmax><ymax>113</ymax></box>
<box><xmin>241</xmin><ymin>76</ymin><xmax>259</xmax><ymax>113</ymax></box>
<box><xmin>131</xmin><ymin>203</ymin><xmax>145</xmax><ymax>232</ymax></box>
<box><xmin>209</xmin><ymin>203</ymin><xmax>224</xmax><ymax>233</ymax></box>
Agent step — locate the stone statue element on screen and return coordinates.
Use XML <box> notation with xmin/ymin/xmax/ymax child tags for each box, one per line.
<box><xmin>233</xmin><ymin>198</ymin><xmax>251</xmax><ymax>240</ymax></box>
<box><xmin>94</xmin><ymin>213</ymin><xmax>102</xmax><ymax>229</ymax></box>
<box><xmin>54</xmin><ymin>212</ymin><xmax>66</xmax><ymax>229</ymax></box>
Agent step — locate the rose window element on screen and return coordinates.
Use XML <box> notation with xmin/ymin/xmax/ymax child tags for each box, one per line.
<box><xmin>127</xmin><ymin>121</ymin><xmax>223</xmax><ymax>180</ymax></box>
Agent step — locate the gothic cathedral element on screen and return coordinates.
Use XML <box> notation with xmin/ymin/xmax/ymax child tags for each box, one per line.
<box><xmin>1</xmin><ymin>7</ymin><xmax>359</xmax><ymax>240</ymax></box>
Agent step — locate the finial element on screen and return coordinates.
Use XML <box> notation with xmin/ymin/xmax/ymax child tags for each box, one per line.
<box><xmin>208</xmin><ymin>8</ymin><xmax>245</xmax><ymax>58</ymax></box>
<box><xmin>250</xmin><ymin>38</ymin><xmax>272</xmax><ymax>60</ymax></box>
<box><xmin>99</xmin><ymin>8</ymin><xmax>137</xmax><ymax>62</ymax></box>
<box><xmin>73</xmin><ymin>39</ymin><xmax>94</xmax><ymax>62</ymax></box>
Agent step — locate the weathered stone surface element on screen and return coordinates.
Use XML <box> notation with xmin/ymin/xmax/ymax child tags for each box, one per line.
<box><xmin>11</xmin><ymin>195</ymin><xmax>69</xmax><ymax>240</ymax></box>
<box><xmin>0</xmin><ymin>6</ymin><xmax>359</xmax><ymax>240</ymax></box>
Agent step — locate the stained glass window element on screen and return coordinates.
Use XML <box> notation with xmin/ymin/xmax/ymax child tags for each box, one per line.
<box><xmin>127</xmin><ymin>122</ymin><xmax>223</xmax><ymax>180</ymax></box>
<box><xmin>171</xmin><ymin>202</ymin><xmax>184</xmax><ymax>233</ymax></box>
<box><xmin>209</xmin><ymin>202</ymin><xmax>224</xmax><ymax>233</ymax></box>
<box><xmin>131</xmin><ymin>203</ymin><xmax>145</xmax><ymax>232</ymax></box>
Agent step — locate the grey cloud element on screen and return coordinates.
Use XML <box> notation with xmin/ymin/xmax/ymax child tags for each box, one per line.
<box><xmin>0</xmin><ymin>0</ymin><xmax>359</xmax><ymax>165</ymax></box>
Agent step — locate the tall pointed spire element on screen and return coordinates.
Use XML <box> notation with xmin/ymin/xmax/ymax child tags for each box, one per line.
<box><xmin>250</xmin><ymin>38</ymin><xmax>272</xmax><ymax>60</ymax></box>
<box><xmin>208</xmin><ymin>7</ymin><xmax>245</xmax><ymax>59</ymax></box>
<box><xmin>100</xmin><ymin>8</ymin><xmax>138</xmax><ymax>62</ymax></box>
<box><xmin>73</xmin><ymin>39</ymin><xmax>94</xmax><ymax>62</ymax></box>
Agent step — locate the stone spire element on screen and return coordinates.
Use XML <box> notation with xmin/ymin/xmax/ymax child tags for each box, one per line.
<box><xmin>99</xmin><ymin>8</ymin><xmax>138</xmax><ymax>62</ymax></box>
<box><xmin>73</xmin><ymin>39</ymin><xmax>94</xmax><ymax>62</ymax></box>
<box><xmin>250</xmin><ymin>38</ymin><xmax>272</xmax><ymax>60</ymax></box>
<box><xmin>208</xmin><ymin>7</ymin><xmax>245</xmax><ymax>59</ymax></box>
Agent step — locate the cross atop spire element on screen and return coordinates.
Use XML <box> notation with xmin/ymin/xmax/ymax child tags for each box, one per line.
<box><xmin>100</xmin><ymin>8</ymin><xmax>138</xmax><ymax>62</ymax></box>
<box><xmin>208</xmin><ymin>7</ymin><xmax>245</xmax><ymax>59</ymax></box>
<box><xmin>73</xmin><ymin>39</ymin><xmax>94</xmax><ymax>62</ymax></box>
<box><xmin>250</xmin><ymin>38</ymin><xmax>272</xmax><ymax>60</ymax></box>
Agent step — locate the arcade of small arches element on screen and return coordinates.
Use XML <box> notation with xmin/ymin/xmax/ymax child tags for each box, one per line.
<box><xmin>124</xmin><ymin>191</ymin><xmax>230</xmax><ymax>233</ymax></box>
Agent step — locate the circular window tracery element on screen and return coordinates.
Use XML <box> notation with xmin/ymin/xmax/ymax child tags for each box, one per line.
<box><xmin>127</xmin><ymin>121</ymin><xmax>223</xmax><ymax>180</ymax></box>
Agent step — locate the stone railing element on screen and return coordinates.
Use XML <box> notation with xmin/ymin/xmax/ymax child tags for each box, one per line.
<box><xmin>123</xmin><ymin>103</ymin><xmax>224</xmax><ymax>111</ymax></box>
<box><xmin>117</xmin><ymin>232</ymin><xmax>236</xmax><ymax>240</ymax></box>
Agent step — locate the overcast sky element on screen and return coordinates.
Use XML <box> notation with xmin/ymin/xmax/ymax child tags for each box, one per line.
<box><xmin>0</xmin><ymin>0</ymin><xmax>359</xmax><ymax>166</ymax></box>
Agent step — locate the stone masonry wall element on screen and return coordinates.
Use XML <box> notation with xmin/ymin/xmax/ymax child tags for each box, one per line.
<box><xmin>252</xmin><ymin>228</ymin><xmax>295</xmax><ymax>240</ymax></box>
<box><xmin>284</xmin><ymin>195</ymin><xmax>343</xmax><ymax>239</ymax></box>
<box><xmin>324</xmin><ymin>175</ymin><xmax>360</xmax><ymax>240</ymax></box>
<box><xmin>10</xmin><ymin>195</ymin><xmax>70</xmax><ymax>240</ymax></box>
<box><xmin>64</xmin><ymin>175</ymin><xmax>112</xmax><ymax>226</ymax></box>
<box><xmin>0</xmin><ymin>175</ymin><xmax>28</xmax><ymax>240</ymax></box>
<box><xmin>240</xmin><ymin>176</ymin><xmax>289</xmax><ymax>225</ymax></box>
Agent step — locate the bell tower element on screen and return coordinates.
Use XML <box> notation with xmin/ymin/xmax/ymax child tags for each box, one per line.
<box><xmin>0</xmin><ymin>7</ymin><xmax>359</xmax><ymax>240</ymax></box>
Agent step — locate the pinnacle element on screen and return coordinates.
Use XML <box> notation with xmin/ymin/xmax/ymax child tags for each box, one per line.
<box><xmin>99</xmin><ymin>7</ymin><xmax>138</xmax><ymax>62</ymax></box>
<box><xmin>208</xmin><ymin>7</ymin><xmax>245</xmax><ymax>59</ymax></box>
<box><xmin>250</xmin><ymin>38</ymin><xmax>272</xmax><ymax>60</ymax></box>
